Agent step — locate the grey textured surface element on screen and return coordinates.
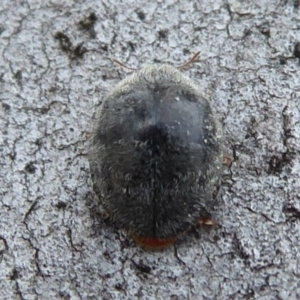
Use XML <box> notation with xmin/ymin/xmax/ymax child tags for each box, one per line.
<box><xmin>0</xmin><ymin>0</ymin><xmax>300</xmax><ymax>299</ymax></box>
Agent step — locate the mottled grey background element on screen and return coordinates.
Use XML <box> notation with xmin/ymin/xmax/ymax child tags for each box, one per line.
<box><xmin>1</xmin><ymin>0</ymin><xmax>300</xmax><ymax>299</ymax></box>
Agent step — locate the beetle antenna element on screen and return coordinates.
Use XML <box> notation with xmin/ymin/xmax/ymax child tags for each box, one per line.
<box><xmin>111</xmin><ymin>58</ymin><xmax>137</xmax><ymax>71</ymax></box>
<box><xmin>177</xmin><ymin>51</ymin><xmax>201</xmax><ymax>70</ymax></box>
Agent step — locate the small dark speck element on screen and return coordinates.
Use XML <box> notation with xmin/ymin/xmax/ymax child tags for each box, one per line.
<box><xmin>10</xmin><ymin>268</ymin><xmax>19</xmax><ymax>280</ymax></box>
<box><xmin>183</xmin><ymin>48</ymin><xmax>191</xmax><ymax>55</ymax></box>
<box><xmin>48</xmin><ymin>86</ymin><xmax>57</xmax><ymax>93</ymax></box>
<box><xmin>35</xmin><ymin>138</ymin><xmax>43</xmax><ymax>147</ymax></box>
<box><xmin>158</xmin><ymin>29</ymin><xmax>168</xmax><ymax>40</ymax></box>
<box><xmin>54</xmin><ymin>31</ymin><xmax>72</xmax><ymax>52</ymax></box>
<box><xmin>73</xmin><ymin>42</ymin><xmax>87</xmax><ymax>58</ymax></box>
<box><xmin>100</xmin><ymin>44</ymin><xmax>108</xmax><ymax>52</ymax></box>
<box><xmin>14</xmin><ymin>70</ymin><xmax>22</xmax><ymax>84</ymax></box>
<box><xmin>279</xmin><ymin>56</ymin><xmax>287</xmax><ymax>65</ymax></box>
<box><xmin>58</xmin><ymin>291</ymin><xmax>71</xmax><ymax>300</ymax></box>
<box><xmin>78</xmin><ymin>12</ymin><xmax>97</xmax><ymax>30</ymax></box>
<box><xmin>153</xmin><ymin>58</ymin><xmax>162</xmax><ymax>64</ymax></box>
<box><xmin>132</xmin><ymin>260</ymin><xmax>152</xmax><ymax>274</ymax></box>
<box><xmin>40</xmin><ymin>107</ymin><xmax>49</xmax><ymax>114</ymax></box>
<box><xmin>88</xmin><ymin>12</ymin><xmax>97</xmax><ymax>22</ymax></box>
<box><xmin>114</xmin><ymin>283</ymin><xmax>124</xmax><ymax>291</ymax></box>
<box><xmin>135</xmin><ymin>9</ymin><xmax>146</xmax><ymax>21</ymax></box>
<box><xmin>25</xmin><ymin>162</ymin><xmax>36</xmax><ymax>174</ymax></box>
<box><xmin>2</xmin><ymin>103</ymin><xmax>10</xmax><ymax>111</ymax></box>
<box><xmin>194</xmin><ymin>26</ymin><xmax>205</xmax><ymax>32</ymax></box>
<box><xmin>56</xmin><ymin>201</ymin><xmax>67</xmax><ymax>209</ymax></box>
<box><xmin>268</xmin><ymin>156</ymin><xmax>282</xmax><ymax>174</ymax></box>
<box><xmin>78</xmin><ymin>12</ymin><xmax>97</xmax><ymax>38</ymax></box>
<box><xmin>69</xmin><ymin>127</ymin><xmax>74</xmax><ymax>132</ymax></box>
<box><xmin>127</xmin><ymin>41</ymin><xmax>135</xmax><ymax>52</ymax></box>
<box><xmin>54</xmin><ymin>32</ymin><xmax>87</xmax><ymax>59</ymax></box>
<box><xmin>259</xmin><ymin>23</ymin><xmax>271</xmax><ymax>38</ymax></box>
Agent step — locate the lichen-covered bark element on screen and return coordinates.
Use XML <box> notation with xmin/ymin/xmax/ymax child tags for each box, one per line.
<box><xmin>0</xmin><ymin>0</ymin><xmax>299</xmax><ymax>299</ymax></box>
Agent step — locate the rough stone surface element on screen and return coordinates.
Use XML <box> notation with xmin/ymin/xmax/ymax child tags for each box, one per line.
<box><xmin>1</xmin><ymin>0</ymin><xmax>300</xmax><ymax>299</ymax></box>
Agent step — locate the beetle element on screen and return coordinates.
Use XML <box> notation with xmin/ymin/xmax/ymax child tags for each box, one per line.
<box><xmin>89</xmin><ymin>52</ymin><xmax>223</xmax><ymax>248</ymax></box>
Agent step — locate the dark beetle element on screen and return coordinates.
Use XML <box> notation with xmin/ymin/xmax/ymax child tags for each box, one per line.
<box><xmin>89</xmin><ymin>53</ymin><xmax>223</xmax><ymax>248</ymax></box>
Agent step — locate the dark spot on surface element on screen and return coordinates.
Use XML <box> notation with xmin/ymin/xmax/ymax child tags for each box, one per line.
<box><xmin>78</xmin><ymin>12</ymin><xmax>97</xmax><ymax>30</ymax></box>
<box><xmin>153</xmin><ymin>58</ymin><xmax>162</xmax><ymax>63</ymax></box>
<box><xmin>40</xmin><ymin>107</ymin><xmax>48</xmax><ymax>114</ymax></box>
<box><xmin>9</xmin><ymin>151</ymin><xmax>16</xmax><ymax>161</ymax></box>
<box><xmin>158</xmin><ymin>29</ymin><xmax>168</xmax><ymax>40</ymax></box>
<box><xmin>58</xmin><ymin>290</ymin><xmax>71</xmax><ymax>300</ymax></box>
<box><xmin>194</xmin><ymin>26</ymin><xmax>206</xmax><ymax>32</ymax></box>
<box><xmin>54</xmin><ymin>31</ymin><xmax>72</xmax><ymax>52</ymax></box>
<box><xmin>241</xmin><ymin>28</ymin><xmax>252</xmax><ymax>39</ymax></box>
<box><xmin>54</xmin><ymin>32</ymin><xmax>87</xmax><ymax>59</ymax></box>
<box><xmin>279</xmin><ymin>56</ymin><xmax>287</xmax><ymax>65</ymax></box>
<box><xmin>258</xmin><ymin>23</ymin><xmax>271</xmax><ymax>38</ymax></box>
<box><xmin>293</xmin><ymin>42</ymin><xmax>300</xmax><ymax>59</ymax></box>
<box><xmin>114</xmin><ymin>283</ymin><xmax>125</xmax><ymax>291</ymax></box>
<box><xmin>100</xmin><ymin>44</ymin><xmax>108</xmax><ymax>52</ymax></box>
<box><xmin>25</xmin><ymin>162</ymin><xmax>36</xmax><ymax>174</ymax></box>
<box><xmin>127</xmin><ymin>41</ymin><xmax>135</xmax><ymax>52</ymax></box>
<box><xmin>2</xmin><ymin>103</ymin><xmax>10</xmax><ymax>111</ymax></box>
<box><xmin>102</xmin><ymin>74</ymin><xmax>107</xmax><ymax>81</ymax></box>
<box><xmin>78</xmin><ymin>12</ymin><xmax>97</xmax><ymax>38</ymax></box>
<box><xmin>268</xmin><ymin>155</ymin><xmax>282</xmax><ymax>174</ymax></box>
<box><xmin>14</xmin><ymin>70</ymin><xmax>22</xmax><ymax>85</ymax></box>
<box><xmin>183</xmin><ymin>48</ymin><xmax>191</xmax><ymax>55</ymax></box>
<box><xmin>35</xmin><ymin>138</ymin><xmax>43</xmax><ymax>148</ymax></box>
<box><xmin>56</xmin><ymin>201</ymin><xmax>67</xmax><ymax>210</ymax></box>
<box><xmin>73</xmin><ymin>42</ymin><xmax>87</xmax><ymax>58</ymax></box>
<box><xmin>131</xmin><ymin>260</ymin><xmax>152</xmax><ymax>274</ymax></box>
<box><xmin>135</xmin><ymin>9</ymin><xmax>146</xmax><ymax>21</ymax></box>
<box><xmin>103</xmin><ymin>250</ymin><xmax>111</xmax><ymax>260</ymax></box>
<box><xmin>111</xmin><ymin>32</ymin><xmax>117</xmax><ymax>46</ymax></box>
<box><xmin>48</xmin><ymin>86</ymin><xmax>57</xmax><ymax>93</ymax></box>
<box><xmin>294</xmin><ymin>0</ymin><xmax>300</xmax><ymax>9</ymax></box>
<box><xmin>10</xmin><ymin>268</ymin><xmax>19</xmax><ymax>280</ymax></box>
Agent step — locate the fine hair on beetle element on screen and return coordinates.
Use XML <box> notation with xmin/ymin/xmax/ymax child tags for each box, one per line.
<box><xmin>88</xmin><ymin>52</ymin><xmax>223</xmax><ymax>248</ymax></box>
